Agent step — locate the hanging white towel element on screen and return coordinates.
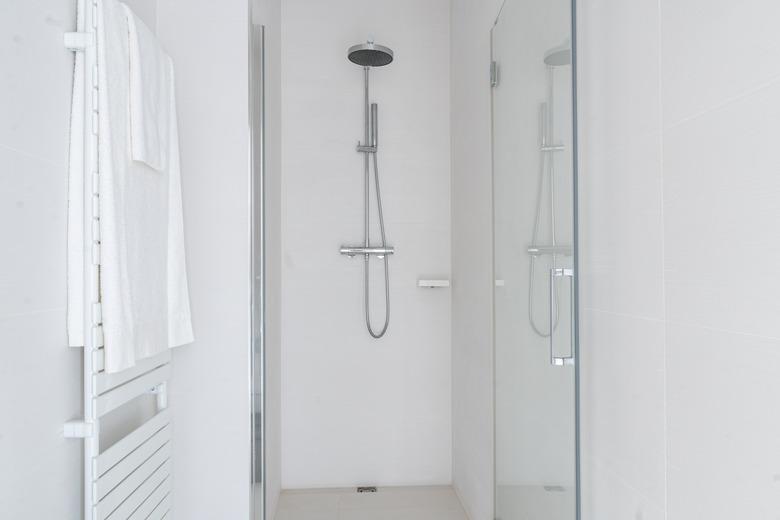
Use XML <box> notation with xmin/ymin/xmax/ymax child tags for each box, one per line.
<box><xmin>125</xmin><ymin>7</ymin><xmax>171</xmax><ymax>172</ymax></box>
<box><xmin>64</xmin><ymin>0</ymin><xmax>194</xmax><ymax>372</ymax></box>
<box><xmin>98</xmin><ymin>0</ymin><xmax>169</xmax><ymax>372</ymax></box>
<box><xmin>164</xmin><ymin>85</ymin><xmax>194</xmax><ymax>349</ymax></box>
<box><xmin>123</xmin><ymin>4</ymin><xmax>194</xmax><ymax>349</ymax></box>
<box><xmin>67</xmin><ymin>0</ymin><xmax>86</xmax><ymax>347</ymax></box>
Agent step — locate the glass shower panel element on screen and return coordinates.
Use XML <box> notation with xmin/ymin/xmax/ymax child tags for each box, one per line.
<box><xmin>492</xmin><ymin>0</ymin><xmax>578</xmax><ymax>519</ymax></box>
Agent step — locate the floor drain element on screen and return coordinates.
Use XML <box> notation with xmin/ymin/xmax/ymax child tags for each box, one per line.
<box><xmin>357</xmin><ymin>486</ymin><xmax>377</xmax><ymax>493</ymax></box>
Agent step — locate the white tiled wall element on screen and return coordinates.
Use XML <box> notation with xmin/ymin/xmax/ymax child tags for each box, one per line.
<box><xmin>579</xmin><ymin>0</ymin><xmax>780</xmax><ymax>518</ymax></box>
<box><xmin>280</xmin><ymin>0</ymin><xmax>453</xmax><ymax>490</ymax></box>
<box><xmin>0</xmin><ymin>1</ymin><xmax>81</xmax><ymax>517</ymax></box>
<box><xmin>156</xmin><ymin>0</ymin><xmax>252</xmax><ymax>518</ymax></box>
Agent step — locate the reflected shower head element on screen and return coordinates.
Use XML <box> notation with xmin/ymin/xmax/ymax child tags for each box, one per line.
<box><xmin>544</xmin><ymin>44</ymin><xmax>571</xmax><ymax>67</ymax></box>
<box><xmin>348</xmin><ymin>41</ymin><xmax>394</xmax><ymax>67</ymax></box>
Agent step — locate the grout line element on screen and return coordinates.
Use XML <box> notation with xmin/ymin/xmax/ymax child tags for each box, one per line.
<box><xmin>0</xmin><ymin>141</ymin><xmax>65</xmax><ymax>168</ymax></box>
<box><xmin>0</xmin><ymin>306</ymin><xmax>67</xmax><ymax>320</ymax></box>
<box><xmin>665</xmin><ymin>73</ymin><xmax>780</xmax><ymax>130</ymax></box>
<box><xmin>664</xmin><ymin>319</ymin><xmax>780</xmax><ymax>343</ymax></box>
<box><xmin>582</xmin><ymin>306</ymin><xmax>665</xmax><ymax>324</ymax></box>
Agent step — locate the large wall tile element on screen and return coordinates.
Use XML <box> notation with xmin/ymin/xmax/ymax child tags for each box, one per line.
<box><xmin>666</xmin><ymin>322</ymin><xmax>780</xmax><ymax>519</ymax></box>
<box><xmin>577</xmin><ymin>1</ymin><xmax>668</xmax><ymax>518</ymax></box>
<box><xmin>578</xmin><ymin>0</ymin><xmax>665</xmax><ymax>320</ymax></box>
<box><xmin>580</xmin><ymin>309</ymin><xmax>666</xmax><ymax>511</ymax></box>
<box><xmin>661</xmin><ymin>0</ymin><xmax>780</xmax><ymax>126</ymax></box>
<box><xmin>579</xmin><ymin>136</ymin><xmax>665</xmax><ymax>320</ymax></box>
<box><xmin>0</xmin><ymin>0</ymin><xmax>73</xmax><ymax>163</ymax></box>
<box><xmin>0</xmin><ymin>310</ymin><xmax>81</xmax><ymax>516</ymax></box>
<box><xmin>0</xmin><ymin>147</ymin><xmax>67</xmax><ymax>317</ymax></box>
<box><xmin>581</xmin><ymin>456</ymin><xmax>666</xmax><ymax>520</ymax></box>
<box><xmin>663</xmin><ymin>80</ymin><xmax>780</xmax><ymax>338</ymax></box>
<box><xmin>579</xmin><ymin>0</ymin><xmax>662</xmax><ymax>153</ymax></box>
<box><xmin>0</xmin><ymin>2</ymin><xmax>81</xmax><ymax>518</ymax></box>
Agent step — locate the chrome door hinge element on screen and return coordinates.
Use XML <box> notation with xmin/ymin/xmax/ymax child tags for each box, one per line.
<box><xmin>490</xmin><ymin>61</ymin><xmax>499</xmax><ymax>87</ymax></box>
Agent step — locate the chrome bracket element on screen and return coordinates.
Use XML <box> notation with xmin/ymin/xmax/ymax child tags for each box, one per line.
<box><xmin>356</xmin><ymin>142</ymin><xmax>377</xmax><ymax>154</ymax></box>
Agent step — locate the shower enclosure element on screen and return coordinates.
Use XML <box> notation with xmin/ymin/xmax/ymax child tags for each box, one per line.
<box><xmin>492</xmin><ymin>0</ymin><xmax>579</xmax><ymax>518</ymax></box>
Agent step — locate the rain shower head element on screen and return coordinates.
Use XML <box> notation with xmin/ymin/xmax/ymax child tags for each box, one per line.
<box><xmin>348</xmin><ymin>41</ymin><xmax>394</xmax><ymax>67</ymax></box>
<box><xmin>544</xmin><ymin>44</ymin><xmax>571</xmax><ymax>67</ymax></box>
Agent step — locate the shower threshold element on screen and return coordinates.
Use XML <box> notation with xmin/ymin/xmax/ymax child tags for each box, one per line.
<box><xmin>274</xmin><ymin>486</ymin><xmax>468</xmax><ymax>520</ymax></box>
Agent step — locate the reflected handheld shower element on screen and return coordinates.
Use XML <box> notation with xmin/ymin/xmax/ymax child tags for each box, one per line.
<box><xmin>528</xmin><ymin>44</ymin><xmax>571</xmax><ymax>338</ymax></box>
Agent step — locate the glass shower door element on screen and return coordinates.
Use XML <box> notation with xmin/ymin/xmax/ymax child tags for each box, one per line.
<box><xmin>492</xmin><ymin>0</ymin><xmax>578</xmax><ymax>519</ymax></box>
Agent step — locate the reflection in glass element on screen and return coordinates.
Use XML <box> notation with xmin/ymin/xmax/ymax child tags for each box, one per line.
<box><xmin>492</xmin><ymin>0</ymin><xmax>578</xmax><ymax>518</ymax></box>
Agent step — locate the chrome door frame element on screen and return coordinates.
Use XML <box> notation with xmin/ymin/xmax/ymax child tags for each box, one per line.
<box><xmin>249</xmin><ymin>20</ymin><xmax>266</xmax><ymax>520</ymax></box>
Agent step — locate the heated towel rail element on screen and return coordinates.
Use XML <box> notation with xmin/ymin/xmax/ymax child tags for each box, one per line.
<box><xmin>64</xmin><ymin>1</ymin><xmax>174</xmax><ymax>518</ymax></box>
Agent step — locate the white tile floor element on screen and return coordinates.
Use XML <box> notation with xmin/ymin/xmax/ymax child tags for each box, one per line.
<box><xmin>495</xmin><ymin>484</ymin><xmax>574</xmax><ymax>520</ymax></box>
<box><xmin>274</xmin><ymin>486</ymin><xmax>469</xmax><ymax>520</ymax></box>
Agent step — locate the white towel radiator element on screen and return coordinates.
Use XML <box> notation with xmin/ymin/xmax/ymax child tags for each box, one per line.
<box><xmin>65</xmin><ymin>1</ymin><xmax>174</xmax><ymax>519</ymax></box>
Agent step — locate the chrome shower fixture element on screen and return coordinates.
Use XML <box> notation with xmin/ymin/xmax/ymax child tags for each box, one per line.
<box><xmin>347</xmin><ymin>40</ymin><xmax>394</xmax><ymax>67</ymax></box>
<box><xmin>340</xmin><ymin>40</ymin><xmax>394</xmax><ymax>339</ymax></box>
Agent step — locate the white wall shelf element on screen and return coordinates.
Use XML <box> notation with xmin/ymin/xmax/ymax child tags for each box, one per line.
<box><xmin>418</xmin><ymin>279</ymin><xmax>450</xmax><ymax>288</ymax></box>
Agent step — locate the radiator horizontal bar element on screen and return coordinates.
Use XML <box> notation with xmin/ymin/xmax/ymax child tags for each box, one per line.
<box><xmin>129</xmin><ymin>482</ymin><xmax>171</xmax><ymax>520</ymax></box>
<box><xmin>96</xmin><ymin>409</ymin><xmax>171</xmax><ymax>475</ymax></box>
<box><xmin>97</xmin><ymin>456</ymin><xmax>171</xmax><ymax>520</ymax></box>
<box><xmin>96</xmin><ymin>351</ymin><xmax>171</xmax><ymax>394</ymax></box>
<box><xmin>145</xmin><ymin>492</ymin><xmax>172</xmax><ymax>520</ymax></box>
<box><xmin>96</xmin><ymin>364</ymin><xmax>170</xmax><ymax>417</ymax></box>
<box><xmin>96</xmin><ymin>425</ymin><xmax>171</xmax><ymax>499</ymax></box>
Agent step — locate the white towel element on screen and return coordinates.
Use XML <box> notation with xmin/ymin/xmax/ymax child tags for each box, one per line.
<box><xmin>82</xmin><ymin>0</ymin><xmax>193</xmax><ymax>372</ymax></box>
<box><xmin>67</xmin><ymin>0</ymin><xmax>86</xmax><ymax>347</ymax></box>
<box><xmin>68</xmin><ymin>0</ymin><xmax>193</xmax><ymax>368</ymax></box>
<box><xmin>98</xmin><ymin>0</ymin><xmax>169</xmax><ymax>372</ymax></box>
<box><xmin>123</xmin><ymin>4</ymin><xmax>194</xmax><ymax>349</ymax></box>
<box><xmin>125</xmin><ymin>7</ymin><xmax>171</xmax><ymax>172</ymax></box>
<box><xmin>164</xmin><ymin>84</ymin><xmax>195</xmax><ymax>349</ymax></box>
